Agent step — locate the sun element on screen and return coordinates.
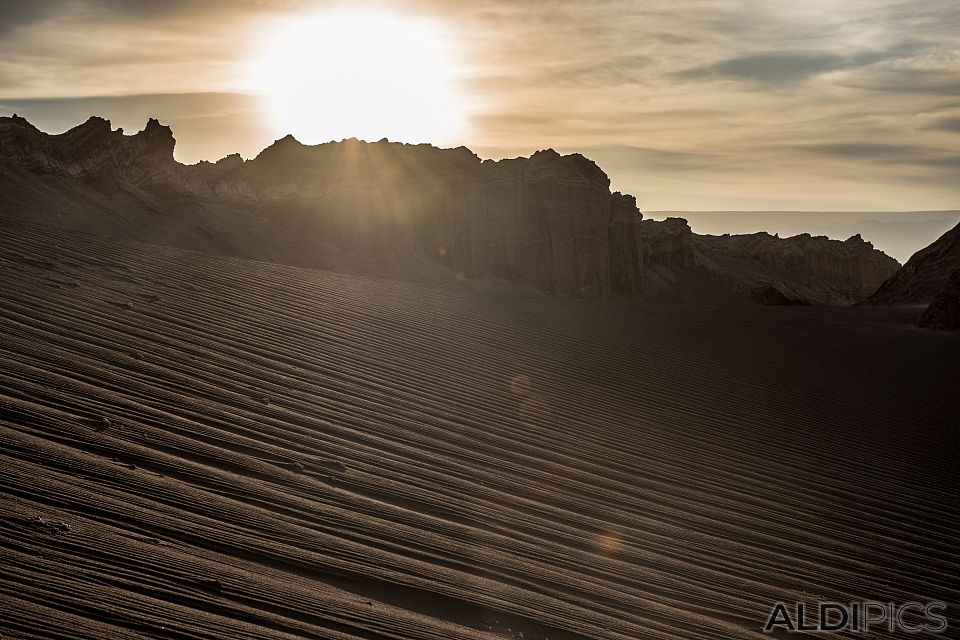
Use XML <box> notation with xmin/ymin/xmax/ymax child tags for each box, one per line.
<box><xmin>251</xmin><ymin>12</ymin><xmax>465</xmax><ymax>145</ymax></box>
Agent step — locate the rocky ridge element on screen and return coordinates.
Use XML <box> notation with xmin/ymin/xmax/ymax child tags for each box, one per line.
<box><xmin>638</xmin><ymin>217</ymin><xmax>898</xmax><ymax>305</ymax></box>
<box><xmin>917</xmin><ymin>268</ymin><xmax>960</xmax><ymax>331</ymax></box>
<box><xmin>866</xmin><ymin>219</ymin><xmax>960</xmax><ymax>306</ymax></box>
<box><xmin>0</xmin><ymin>115</ymin><xmax>901</xmax><ymax>304</ymax></box>
<box><xmin>1</xmin><ymin>115</ymin><xmax>627</xmax><ymax>298</ymax></box>
<box><xmin>696</xmin><ymin>230</ymin><xmax>900</xmax><ymax>300</ymax></box>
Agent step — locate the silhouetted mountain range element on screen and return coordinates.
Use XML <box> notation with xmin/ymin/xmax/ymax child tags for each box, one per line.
<box><xmin>1</xmin><ymin>115</ymin><xmax>904</xmax><ymax>304</ymax></box>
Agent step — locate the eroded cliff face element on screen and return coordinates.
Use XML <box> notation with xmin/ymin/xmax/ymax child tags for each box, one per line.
<box><xmin>229</xmin><ymin>142</ymin><xmax>618</xmax><ymax>296</ymax></box>
<box><xmin>0</xmin><ymin>115</ymin><xmax>176</xmax><ymax>192</ymax></box>
<box><xmin>640</xmin><ymin>217</ymin><xmax>697</xmax><ymax>268</ymax></box>
<box><xmin>1</xmin><ymin>115</ymin><xmax>622</xmax><ymax>297</ymax></box>
<box><xmin>636</xmin><ymin>217</ymin><xmax>900</xmax><ymax>304</ymax></box>
<box><xmin>866</xmin><ymin>219</ymin><xmax>960</xmax><ymax>305</ymax></box>
<box><xmin>607</xmin><ymin>192</ymin><xmax>644</xmax><ymax>296</ymax></box>
<box><xmin>696</xmin><ymin>231</ymin><xmax>900</xmax><ymax>300</ymax></box>
<box><xmin>917</xmin><ymin>268</ymin><xmax>960</xmax><ymax>331</ymax></box>
<box><xmin>0</xmin><ymin>115</ymin><xmax>901</xmax><ymax>304</ymax></box>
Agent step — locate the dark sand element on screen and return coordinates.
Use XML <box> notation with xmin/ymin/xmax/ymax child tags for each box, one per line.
<box><xmin>1</xmin><ymin>222</ymin><xmax>957</xmax><ymax>639</ymax></box>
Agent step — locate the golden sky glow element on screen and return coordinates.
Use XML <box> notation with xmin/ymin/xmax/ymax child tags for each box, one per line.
<box><xmin>249</xmin><ymin>12</ymin><xmax>465</xmax><ymax>145</ymax></box>
<box><xmin>0</xmin><ymin>1</ymin><xmax>958</xmax><ymax>211</ymax></box>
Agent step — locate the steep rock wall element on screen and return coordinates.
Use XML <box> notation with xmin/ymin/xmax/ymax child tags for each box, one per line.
<box><xmin>607</xmin><ymin>192</ymin><xmax>645</xmax><ymax>296</ymax></box>
<box><xmin>917</xmin><ymin>268</ymin><xmax>960</xmax><ymax>330</ymax></box>
<box><xmin>696</xmin><ymin>232</ymin><xmax>900</xmax><ymax>300</ymax></box>
<box><xmin>0</xmin><ymin>115</ymin><xmax>618</xmax><ymax>298</ymax></box>
<box><xmin>866</xmin><ymin>219</ymin><xmax>960</xmax><ymax>305</ymax></box>
<box><xmin>1</xmin><ymin>115</ymin><xmax>905</xmax><ymax>305</ymax></box>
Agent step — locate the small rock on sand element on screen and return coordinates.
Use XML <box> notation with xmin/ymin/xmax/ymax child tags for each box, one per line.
<box><xmin>311</xmin><ymin>459</ymin><xmax>347</xmax><ymax>473</ymax></box>
<box><xmin>23</xmin><ymin>515</ymin><xmax>71</xmax><ymax>534</ymax></box>
<box><xmin>196</xmin><ymin>578</ymin><xmax>223</xmax><ymax>593</ymax></box>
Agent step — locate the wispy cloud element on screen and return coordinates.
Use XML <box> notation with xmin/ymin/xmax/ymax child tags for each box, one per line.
<box><xmin>674</xmin><ymin>41</ymin><xmax>925</xmax><ymax>85</ymax></box>
<box><xmin>798</xmin><ymin>142</ymin><xmax>960</xmax><ymax>168</ymax></box>
<box><xmin>927</xmin><ymin>116</ymin><xmax>960</xmax><ymax>133</ymax></box>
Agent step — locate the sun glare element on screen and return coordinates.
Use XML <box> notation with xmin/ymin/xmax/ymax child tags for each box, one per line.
<box><xmin>251</xmin><ymin>13</ymin><xmax>465</xmax><ymax>145</ymax></box>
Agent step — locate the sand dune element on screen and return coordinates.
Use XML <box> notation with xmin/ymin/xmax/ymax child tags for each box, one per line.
<box><xmin>1</xmin><ymin>222</ymin><xmax>958</xmax><ymax>639</ymax></box>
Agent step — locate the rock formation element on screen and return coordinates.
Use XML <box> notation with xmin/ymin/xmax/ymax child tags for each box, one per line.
<box><xmin>866</xmin><ymin>219</ymin><xmax>960</xmax><ymax>305</ymax></box>
<box><xmin>696</xmin><ymin>231</ymin><xmax>899</xmax><ymax>300</ymax></box>
<box><xmin>0</xmin><ymin>115</ymin><xmax>176</xmax><ymax>192</ymax></box>
<box><xmin>641</xmin><ymin>217</ymin><xmax>697</xmax><ymax>269</ymax></box>
<box><xmin>0</xmin><ymin>114</ymin><xmax>901</xmax><ymax>304</ymax></box>
<box><xmin>917</xmin><ymin>268</ymin><xmax>960</xmax><ymax>331</ymax></box>
<box><xmin>1</xmin><ymin>115</ymin><xmax>628</xmax><ymax>298</ymax></box>
<box><xmin>634</xmin><ymin>217</ymin><xmax>898</xmax><ymax>304</ymax></box>
<box><xmin>607</xmin><ymin>192</ymin><xmax>645</xmax><ymax>295</ymax></box>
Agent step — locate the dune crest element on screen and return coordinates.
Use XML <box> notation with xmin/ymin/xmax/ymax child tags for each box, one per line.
<box><xmin>1</xmin><ymin>221</ymin><xmax>957</xmax><ymax>638</ymax></box>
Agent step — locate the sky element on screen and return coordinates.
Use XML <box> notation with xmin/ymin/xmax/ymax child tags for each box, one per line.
<box><xmin>0</xmin><ymin>0</ymin><xmax>958</xmax><ymax>212</ymax></box>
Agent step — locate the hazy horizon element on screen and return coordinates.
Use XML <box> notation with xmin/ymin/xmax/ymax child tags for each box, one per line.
<box><xmin>651</xmin><ymin>209</ymin><xmax>960</xmax><ymax>263</ymax></box>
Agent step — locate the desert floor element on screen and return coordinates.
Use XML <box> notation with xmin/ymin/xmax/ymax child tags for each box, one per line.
<box><xmin>1</xmin><ymin>222</ymin><xmax>957</xmax><ymax>639</ymax></box>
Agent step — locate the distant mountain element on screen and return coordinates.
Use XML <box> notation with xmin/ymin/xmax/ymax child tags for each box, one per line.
<box><xmin>0</xmin><ymin>115</ymin><xmax>899</xmax><ymax>305</ymax></box>
<box><xmin>658</xmin><ymin>210</ymin><xmax>960</xmax><ymax>264</ymax></box>
<box><xmin>640</xmin><ymin>218</ymin><xmax>897</xmax><ymax>305</ymax></box>
<box><xmin>866</xmin><ymin>220</ymin><xmax>960</xmax><ymax>306</ymax></box>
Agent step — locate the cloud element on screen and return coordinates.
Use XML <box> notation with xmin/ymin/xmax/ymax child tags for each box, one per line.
<box><xmin>674</xmin><ymin>42</ymin><xmax>926</xmax><ymax>86</ymax></box>
<box><xmin>577</xmin><ymin>145</ymin><xmax>718</xmax><ymax>173</ymax></box>
<box><xmin>0</xmin><ymin>1</ymin><xmax>58</xmax><ymax>35</ymax></box>
<box><xmin>836</xmin><ymin>69</ymin><xmax>960</xmax><ymax>95</ymax></box>
<box><xmin>676</xmin><ymin>52</ymin><xmax>848</xmax><ymax>84</ymax></box>
<box><xmin>0</xmin><ymin>0</ymin><xmax>183</xmax><ymax>34</ymax></box>
<box><xmin>915</xmin><ymin>156</ymin><xmax>960</xmax><ymax>169</ymax></box>
<box><xmin>807</xmin><ymin>143</ymin><xmax>929</xmax><ymax>158</ymax></box>
<box><xmin>927</xmin><ymin>116</ymin><xmax>960</xmax><ymax>133</ymax></box>
<box><xmin>466</xmin><ymin>54</ymin><xmax>655</xmax><ymax>93</ymax></box>
<box><xmin>798</xmin><ymin>142</ymin><xmax>960</xmax><ymax>170</ymax></box>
